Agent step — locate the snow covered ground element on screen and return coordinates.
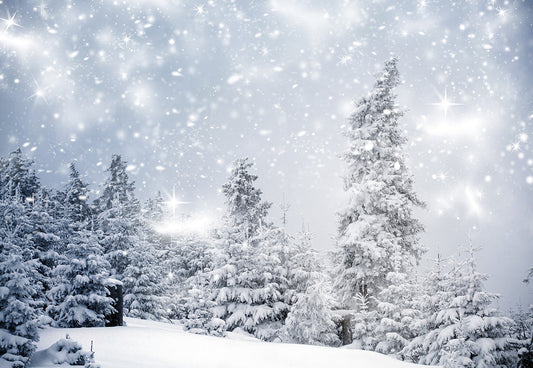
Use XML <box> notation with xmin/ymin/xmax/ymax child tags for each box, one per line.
<box><xmin>29</xmin><ymin>318</ymin><xmax>432</xmax><ymax>368</ymax></box>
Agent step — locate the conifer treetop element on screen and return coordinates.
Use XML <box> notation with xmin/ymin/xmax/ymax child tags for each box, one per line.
<box><xmin>222</xmin><ymin>157</ymin><xmax>271</xmax><ymax>240</ymax></box>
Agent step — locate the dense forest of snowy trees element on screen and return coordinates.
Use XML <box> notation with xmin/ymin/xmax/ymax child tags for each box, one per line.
<box><xmin>0</xmin><ymin>59</ymin><xmax>531</xmax><ymax>368</ymax></box>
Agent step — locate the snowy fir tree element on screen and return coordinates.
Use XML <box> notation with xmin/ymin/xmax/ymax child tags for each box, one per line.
<box><xmin>25</xmin><ymin>189</ymin><xmax>61</xmax><ymax>312</ymax></box>
<box><xmin>509</xmin><ymin>305</ymin><xmax>533</xmax><ymax>368</ymax></box>
<box><xmin>0</xmin><ymin>149</ymin><xmax>40</xmax><ymax>202</ymax></box>
<box><xmin>351</xmin><ymin>290</ymin><xmax>380</xmax><ymax>350</ymax></box>
<box><xmin>221</xmin><ymin>158</ymin><xmax>271</xmax><ymax>241</ymax></box>
<box><xmin>0</xmin><ymin>192</ymin><xmax>41</xmax><ymax>367</ymax></box>
<box><xmin>47</xmin><ymin>228</ymin><xmax>113</xmax><ymax>328</ymax></box>
<box><xmin>406</xmin><ymin>246</ymin><xmax>514</xmax><ymax>367</ymax></box>
<box><xmin>515</xmin><ymin>273</ymin><xmax>533</xmax><ymax>368</ymax></box>
<box><xmin>61</xmin><ymin>163</ymin><xmax>92</xmax><ymax>228</ymax></box>
<box><xmin>517</xmin><ymin>267</ymin><xmax>533</xmax><ymax>367</ymax></box>
<box><xmin>517</xmin><ymin>332</ymin><xmax>533</xmax><ymax>368</ymax></box>
<box><xmin>122</xmin><ymin>231</ymin><xmax>167</xmax><ymax>321</ymax></box>
<box><xmin>283</xmin><ymin>229</ymin><xmax>320</xmax><ymax>304</ymax></box>
<box><xmin>121</xmin><ymin>193</ymin><xmax>169</xmax><ymax>321</ymax></box>
<box><xmin>283</xmin><ymin>281</ymin><xmax>340</xmax><ymax>346</ymax></box>
<box><xmin>47</xmin><ymin>165</ymin><xmax>114</xmax><ymax>327</ymax></box>
<box><xmin>209</xmin><ymin>158</ymin><xmax>287</xmax><ymax>341</ymax></box>
<box><xmin>374</xmin><ymin>267</ymin><xmax>423</xmax><ymax>357</ymax></box>
<box><xmin>401</xmin><ymin>255</ymin><xmax>448</xmax><ymax>363</ymax></box>
<box><xmin>162</xmin><ymin>233</ymin><xmax>214</xmax><ymax>320</ymax></box>
<box><xmin>182</xmin><ymin>272</ymin><xmax>225</xmax><ymax>337</ymax></box>
<box><xmin>333</xmin><ymin>57</ymin><xmax>425</xmax><ymax>315</ymax></box>
<box><xmin>94</xmin><ymin>154</ymin><xmax>141</xmax><ymax>279</ymax></box>
<box><xmin>282</xmin><ymin>233</ymin><xmax>339</xmax><ymax>346</ymax></box>
<box><xmin>510</xmin><ymin>305</ymin><xmax>533</xmax><ymax>342</ymax></box>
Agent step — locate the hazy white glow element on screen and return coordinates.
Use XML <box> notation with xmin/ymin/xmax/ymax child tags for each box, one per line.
<box><xmin>425</xmin><ymin>115</ymin><xmax>483</xmax><ymax>139</ymax></box>
<box><xmin>0</xmin><ymin>32</ymin><xmax>34</xmax><ymax>53</ymax></box>
<box><xmin>464</xmin><ymin>185</ymin><xmax>483</xmax><ymax>217</ymax></box>
<box><xmin>434</xmin><ymin>183</ymin><xmax>485</xmax><ymax>219</ymax></box>
<box><xmin>153</xmin><ymin>213</ymin><xmax>214</xmax><ymax>236</ymax></box>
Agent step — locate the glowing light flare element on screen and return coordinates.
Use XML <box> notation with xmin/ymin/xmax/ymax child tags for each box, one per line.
<box><xmin>164</xmin><ymin>187</ymin><xmax>190</xmax><ymax>218</ymax></box>
<box><xmin>194</xmin><ymin>5</ymin><xmax>205</xmax><ymax>15</ymax></box>
<box><xmin>27</xmin><ymin>79</ymin><xmax>49</xmax><ymax>104</ymax></box>
<box><xmin>430</xmin><ymin>88</ymin><xmax>462</xmax><ymax>120</ymax></box>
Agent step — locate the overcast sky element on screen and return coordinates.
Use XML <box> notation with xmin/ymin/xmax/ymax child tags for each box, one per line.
<box><xmin>0</xmin><ymin>0</ymin><xmax>532</xmax><ymax>309</ymax></box>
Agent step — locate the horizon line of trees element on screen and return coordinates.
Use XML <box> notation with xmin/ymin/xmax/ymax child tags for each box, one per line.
<box><xmin>1</xmin><ymin>58</ymin><xmax>532</xmax><ymax>368</ymax></box>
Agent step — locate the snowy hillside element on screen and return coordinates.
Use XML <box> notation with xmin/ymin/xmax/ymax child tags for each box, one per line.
<box><xmin>30</xmin><ymin>318</ymin><xmax>430</xmax><ymax>368</ymax></box>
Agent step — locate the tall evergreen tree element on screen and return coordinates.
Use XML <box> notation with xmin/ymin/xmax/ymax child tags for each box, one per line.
<box><xmin>209</xmin><ymin>158</ymin><xmax>287</xmax><ymax>340</ymax></box>
<box><xmin>47</xmin><ymin>229</ymin><xmax>113</xmax><ymax>328</ymax></box>
<box><xmin>0</xmin><ymin>150</ymin><xmax>57</xmax><ymax>317</ymax></box>
<box><xmin>122</xmin><ymin>232</ymin><xmax>167</xmax><ymax>320</ymax></box>
<box><xmin>0</xmin><ymin>191</ymin><xmax>41</xmax><ymax>367</ymax></box>
<box><xmin>26</xmin><ymin>189</ymin><xmax>61</xmax><ymax>312</ymax></box>
<box><xmin>122</xmin><ymin>193</ymin><xmax>169</xmax><ymax>320</ymax></box>
<box><xmin>47</xmin><ymin>164</ymin><xmax>113</xmax><ymax>327</ymax></box>
<box><xmin>333</xmin><ymin>57</ymin><xmax>425</xmax><ymax>312</ymax></box>
<box><xmin>95</xmin><ymin>154</ymin><xmax>140</xmax><ymax>279</ymax></box>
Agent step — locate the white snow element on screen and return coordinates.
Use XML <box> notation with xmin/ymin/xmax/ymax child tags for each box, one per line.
<box><xmin>30</xmin><ymin>318</ymin><xmax>432</xmax><ymax>368</ymax></box>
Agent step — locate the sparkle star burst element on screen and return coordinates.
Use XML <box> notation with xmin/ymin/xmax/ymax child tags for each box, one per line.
<box><xmin>38</xmin><ymin>2</ymin><xmax>48</xmax><ymax>18</ymax></box>
<box><xmin>27</xmin><ymin>79</ymin><xmax>49</xmax><ymax>104</ymax></box>
<box><xmin>431</xmin><ymin>88</ymin><xmax>462</xmax><ymax>120</ymax></box>
<box><xmin>337</xmin><ymin>55</ymin><xmax>352</xmax><ymax>66</ymax></box>
<box><xmin>1</xmin><ymin>12</ymin><xmax>22</xmax><ymax>32</ymax></box>
<box><xmin>164</xmin><ymin>186</ymin><xmax>190</xmax><ymax>219</ymax></box>
<box><xmin>194</xmin><ymin>5</ymin><xmax>205</xmax><ymax>16</ymax></box>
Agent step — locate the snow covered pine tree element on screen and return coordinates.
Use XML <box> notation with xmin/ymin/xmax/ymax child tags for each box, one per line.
<box><xmin>209</xmin><ymin>158</ymin><xmax>288</xmax><ymax>340</ymax></box>
<box><xmin>0</xmin><ymin>151</ymin><xmax>42</xmax><ymax>367</ymax></box>
<box><xmin>405</xmin><ymin>246</ymin><xmax>514</xmax><ymax>367</ymax></box>
<box><xmin>94</xmin><ymin>154</ymin><xmax>141</xmax><ymax>280</ymax></box>
<box><xmin>0</xmin><ymin>193</ymin><xmax>41</xmax><ymax>368</ymax></box>
<box><xmin>333</xmin><ymin>58</ymin><xmax>425</xmax><ymax>347</ymax></box>
<box><xmin>282</xmin><ymin>230</ymin><xmax>339</xmax><ymax>346</ymax></box>
<box><xmin>47</xmin><ymin>163</ymin><xmax>114</xmax><ymax>328</ymax></box>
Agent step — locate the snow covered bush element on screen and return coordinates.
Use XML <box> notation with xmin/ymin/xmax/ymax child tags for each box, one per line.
<box><xmin>48</xmin><ymin>338</ymin><xmax>94</xmax><ymax>366</ymax></box>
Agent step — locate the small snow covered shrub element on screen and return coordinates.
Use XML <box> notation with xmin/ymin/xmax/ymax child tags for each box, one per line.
<box><xmin>50</xmin><ymin>338</ymin><xmax>94</xmax><ymax>366</ymax></box>
<box><xmin>40</xmin><ymin>337</ymin><xmax>100</xmax><ymax>367</ymax></box>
